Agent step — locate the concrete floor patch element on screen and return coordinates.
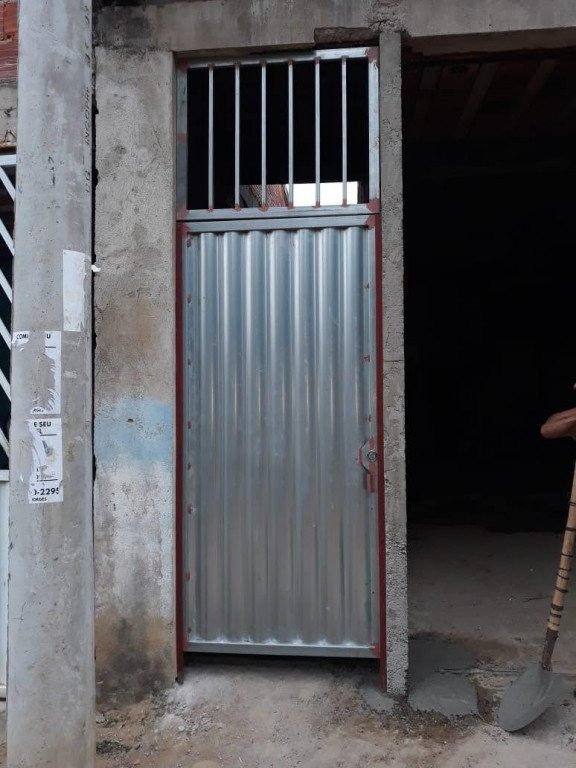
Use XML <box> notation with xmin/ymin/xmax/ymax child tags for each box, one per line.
<box><xmin>359</xmin><ymin>681</ymin><xmax>398</xmax><ymax>714</ymax></box>
<box><xmin>409</xmin><ymin>636</ymin><xmax>476</xmax><ymax>686</ymax></box>
<box><xmin>409</xmin><ymin>671</ymin><xmax>479</xmax><ymax>717</ymax></box>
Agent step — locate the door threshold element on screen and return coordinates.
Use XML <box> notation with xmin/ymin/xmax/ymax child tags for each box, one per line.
<box><xmin>186</xmin><ymin>640</ymin><xmax>376</xmax><ymax>658</ymax></box>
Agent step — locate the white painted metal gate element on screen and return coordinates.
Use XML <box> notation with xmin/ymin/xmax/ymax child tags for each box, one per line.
<box><xmin>178</xmin><ymin>47</ymin><xmax>381</xmax><ymax>657</ymax></box>
<box><xmin>0</xmin><ymin>153</ymin><xmax>15</xmax><ymax>695</ymax></box>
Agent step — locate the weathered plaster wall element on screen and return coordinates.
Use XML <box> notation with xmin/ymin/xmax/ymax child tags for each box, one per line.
<box><xmin>379</xmin><ymin>32</ymin><xmax>407</xmax><ymax>696</ymax></box>
<box><xmin>97</xmin><ymin>0</ymin><xmax>576</xmax><ymax>51</ymax></box>
<box><xmin>98</xmin><ymin>0</ymin><xmax>379</xmax><ymax>50</ymax></box>
<box><xmin>405</xmin><ymin>0</ymin><xmax>576</xmax><ymax>38</ymax></box>
<box><xmin>94</xmin><ymin>47</ymin><xmax>175</xmax><ymax>703</ymax></box>
<box><xmin>0</xmin><ymin>84</ymin><xmax>16</xmax><ymax>145</ymax></box>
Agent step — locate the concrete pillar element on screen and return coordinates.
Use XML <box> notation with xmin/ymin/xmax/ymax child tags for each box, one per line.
<box><xmin>380</xmin><ymin>31</ymin><xmax>408</xmax><ymax>695</ymax></box>
<box><xmin>7</xmin><ymin>2</ymin><xmax>95</xmax><ymax>766</ymax></box>
<box><xmin>93</xmin><ymin>48</ymin><xmax>175</xmax><ymax>704</ymax></box>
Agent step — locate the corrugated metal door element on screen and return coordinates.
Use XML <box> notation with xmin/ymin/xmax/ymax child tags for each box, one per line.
<box><xmin>182</xmin><ymin>216</ymin><xmax>379</xmax><ymax>655</ymax></box>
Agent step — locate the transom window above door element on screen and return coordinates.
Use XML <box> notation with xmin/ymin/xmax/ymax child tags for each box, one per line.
<box><xmin>177</xmin><ymin>47</ymin><xmax>379</xmax><ymax>220</ymax></box>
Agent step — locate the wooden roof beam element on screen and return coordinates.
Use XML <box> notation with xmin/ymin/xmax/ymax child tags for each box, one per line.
<box><xmin>453</xmin><ymin>62</ymin><xmax>498</xmax><ymax>139</ymax></box>
<box><xmin>507</xmin><ymin>59</ymin><xmax>557</xmax><ymax>133</ymax></box>
<box><xmin>409</xmin><ymin>66</ymin><xmax>441</xmax><ymax>140</ymax></box>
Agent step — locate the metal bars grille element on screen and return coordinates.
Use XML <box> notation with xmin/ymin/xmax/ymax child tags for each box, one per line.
<box><xmin>177</xmin><ymin>46</ymin><xmax>379</xmax><ymax>220</ymax></box>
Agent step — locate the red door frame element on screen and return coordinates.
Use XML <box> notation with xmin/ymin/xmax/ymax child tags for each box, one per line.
<box><xmin>174</xmin><ymin>216</ymin><xmax>387</xmax><ymax>687</ymax></box>
<box><xmin>175</xmin><ymin>222</ymin><xmax>187</xmax><ymax>683</ymax></box>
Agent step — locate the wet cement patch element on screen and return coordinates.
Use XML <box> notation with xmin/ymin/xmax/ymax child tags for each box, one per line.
<box><xmin>408</xmin><ymin>637</ymin><xmax>479</xmax><ymax>718</ymax></box>
<box><xmin>409</xmin><ymin>672</ymin><xmax>479</xmax><ymax>717</ymax></box>
<box><xmin>359</xmin><ymin>681</ymin><xmax>398</xmax><ymax>714</ymax></box>
<box><xmin>409</xmin><ymin>637</ymin><xmax>476</xmax><ymax>685</ymax></box>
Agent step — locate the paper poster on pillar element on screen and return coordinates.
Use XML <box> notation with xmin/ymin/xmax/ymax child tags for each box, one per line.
<box><xmin>30</xmin><ymin>332</ymin><xmax>61</xmax><ymax>416</ymax></box>
<box><xmin>27</xmin><ymin>418</ymin><xmax>63</xmax><ymax>503</ymax></box>
<box><xmin>12</xmin><ymin>331</ymin><xmax>30</xmax><ymax>349</ymax></box>
<box><xmin>63</xmin><ymin>249</ymin><xmax>87</xmax><ymax>332</ymax></box>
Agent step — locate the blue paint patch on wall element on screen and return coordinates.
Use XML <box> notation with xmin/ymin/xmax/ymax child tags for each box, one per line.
<box><xmin>95</xmin><ymin>397</ymin><xmax>173</xmax><ymax>467</ymax></box>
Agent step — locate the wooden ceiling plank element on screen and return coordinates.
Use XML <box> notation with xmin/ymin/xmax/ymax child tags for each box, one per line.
<box><xmin>454</xmin><ymin>62</ymin><xmax>498</xmax><ymax>139</ymax></box>
<box><xmin>507</xmin><ymin>58</ymin><xmax>557</xmax><ymax>133</ymax></box>
<box><xmin>409</xmin><ymin>66</ymin><xmax>441</xmax><ymax>139</ymax></box>
<box><xmin>420</xmin><ymin>158</ymin><xmax>570</xmax><ymax>181</ymax></box>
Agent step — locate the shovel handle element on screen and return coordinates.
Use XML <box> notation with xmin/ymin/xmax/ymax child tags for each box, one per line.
<box><xmin>541</xmin><ymin>459</ymin><xmax>576</xmax><ymax>670</ymax></box>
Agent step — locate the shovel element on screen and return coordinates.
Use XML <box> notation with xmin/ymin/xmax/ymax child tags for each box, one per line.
<box><xmin>499</xmin><ymin>406</ymin><xmax>576</xmax><ymax>732</ymax></box>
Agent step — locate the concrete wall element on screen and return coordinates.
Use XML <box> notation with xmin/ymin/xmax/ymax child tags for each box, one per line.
<box><xmin>97</xmin><ymin>0</ymin><xmax>576</xmax><ymax>51</ymax></box>
<box><xmin>379</xmin><ymin>33</ymin><xmax>407</xmax><ymax>696</ymax></box>
<box><xmin>94</xmin><ymin>48</ymin><xmax>175</xmax><ymax>703</ymax></box>
<box><xmin>97</xmin><ymin>0</ymin><xmax>377</xmax><ymax>50</ymax></box>
<box><xmin>0</xmin><ymin>83</ymin><xmax>16</xmax><ymax>145</ymax></box>
<box><xmin>404</xmin><ymin>0</ymin><xmax>576</xmax><ymax>38</ymax></box>
<box><xmin>94</xmin><ymin>0</ymin><xmax>576</xmax><ymax>701</ymax></box>
<box><xmin>95</xmin><ymin>2</ymin><xmax>410</xmax><ymax>700</ymax></box>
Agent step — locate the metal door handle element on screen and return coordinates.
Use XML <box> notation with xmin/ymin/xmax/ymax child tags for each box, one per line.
<box><xmin>359</xmin><ymin>439</ymin><xmax>377</xmax><ymax>493</ymax></box>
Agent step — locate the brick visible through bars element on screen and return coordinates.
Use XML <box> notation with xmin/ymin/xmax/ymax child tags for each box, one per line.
<box><xmin>1</xmin><ymin>2</ymin><xmax>17</xmax><ymax>41</ymax></box>
<box><xmin>0</xmin><ymin>2</ymin><xmax>17</xmax><ymax>81</ymax></box>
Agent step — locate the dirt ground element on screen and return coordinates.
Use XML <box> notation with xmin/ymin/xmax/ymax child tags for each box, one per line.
<box><xmin>0</xmin><ymin>650</ymin><xmax>575</xmax><ymax>768</ymax></box>
<box><xmin>1</xmin><ymin>526</ymin><xmax>575</xmax><ymax>767</ymax></box>
<box><xmin>409</xmin><ymin>526</ymin><xmax>576</xmax><ymax>672</ymax></box>
<box><xmin>81</xmin><ymin>655</ymin><xmax>576</xmax><ymax>768</ymax></box>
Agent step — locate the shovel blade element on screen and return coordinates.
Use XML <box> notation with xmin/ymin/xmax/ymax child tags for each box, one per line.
<box><xmin>498</xmin><ymin>662</ymin><xmax>564</xmax><ymax>732</ymax></box>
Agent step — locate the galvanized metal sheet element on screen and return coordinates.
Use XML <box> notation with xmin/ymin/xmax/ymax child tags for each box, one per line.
<box><xmin>183</xmin><ymin>221</ymin><xmax>378</xmax><ymax>655</ymax></box>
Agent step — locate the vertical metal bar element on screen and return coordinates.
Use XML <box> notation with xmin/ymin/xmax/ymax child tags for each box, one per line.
<box><xmin>208</xmin><ymin>64</ymin><xmax>214</xmax><ymax>210</ymax></box>
<box><xmin>235</xmin><ymin>64</ymin><xmax>240</xmax><ymax>208</ymax></box>
<box><xmin>341</xmin><ymin>57</ymin><xmax>347</xmax><ymax>206</ymax></box>
<box><xmin>315</xmin><ymin>57</ymin><xmax>320</xmax><ymax>206</ymax></box>
<box><xmin>368</xmin><ymin>55</ymin><xmax>379</xmax><ymax>203</ymax></box>
<box><xmin>261</xmin><ymin>62</ymin><xmax>267</xmax><ymax>207</ymax></box>
<box><xmin>176</xmin><ymin>66</ymin><xmax>188</xmax><ymax>215</ymax></box>
<box><xmin>288</xmin><ymin>60</ymin><xmax>294</xmax><ymax>206</ymax></box>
